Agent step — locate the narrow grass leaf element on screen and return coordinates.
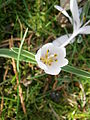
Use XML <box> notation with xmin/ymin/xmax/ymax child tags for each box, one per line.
<box><xmin>11</xmin><ymin>47</ymin><xmax>35</xmax><ymax>61</ymax></box>
<box><xmin>0</xmin><ymin>49</ymin><xmax>36</xmax><ymax>64</ymax></box>
<box><xmin>17</xmin><ymin>28</ymin><xmax>28</xmax><ymax>72</ymax></box>
<box><xmin>62</xmin><ymin>65</ymin><xmax>90</xmax><ymax>78</ymax></box>
<box><xmin>0</xmin><ymin>96</ymin><xmax>16</xmax><ymax>102</ymax></box>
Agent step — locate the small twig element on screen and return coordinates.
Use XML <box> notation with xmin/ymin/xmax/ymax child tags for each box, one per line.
<box><xmin>1</xmin><ymin>38</ymin><xmax>21</xmax><ymax>44</ymax></box>
<box><xmin>79</xmin><ymin>83</ymin><xmax>86</xmax><ymax>109</ymax></box>
<box><xmin>52</xmin><ymin>80</ymin><xmax>58</xmax><ymax>90</ymax></box>
<box><xmin>43</xmin><ymin>78</ymin><xmax>50</xmax><ymax>94</ymax></box>
<box><xmin>55</xmin><ymin>85</ymin><xmax>64</xmax><ymax>91</ymax></box>
<box><xmin>0</xmin><ymin>97</ymin><xmax>4</xmax><ymax>116</ymax></box>
<box><xmin>49</xmin><ymin>103</ymin><xmax>60</xmax><ymax>120</ymax></box>
<box><xmin>45</xmin><ymin>35</ymin><xmax>55</xmax><ymax>44</ymax></box>
<box><xmin>27</xmin><ymin>33</ymin><xmax>34</xmax><ymax>51</ymax></box>
<box><xmin>52</xmin><ymin>76</ymin><xmax>58</xmax><ymax>90</ymax></box>
<box><xmin>3</xmin><ymin>66</ymin><xmax>9</xmax><ymax>81</ymax></box>
<box><xmin>9</xmin><ymin>35</ymin><xmax>14</xmax><ymax>48</ymax></box>
<box><xmin>9</xmin><ymin>36</ymin><xmax>26</xmax><ymax>114</ymax></box>
<box><xmin>31</xmin><ymin>44</ymin><xmax>42</xmax><ymax>51</ymax></box>
<box><xmin>12</xmin><ymin>59</ymin><xmax>26</xmax><ymax>114</ymax></box>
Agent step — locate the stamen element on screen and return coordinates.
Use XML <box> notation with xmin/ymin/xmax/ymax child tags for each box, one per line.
<box><xmin>47</xmin><ymin>49</ymin><xmax>49</xmax><ymax>53</ymax></box>
<box><xmin>54</xmin><ymin>54</ymin><xmax>57</xmax><ymax>57</ymax></box>
<box><xmin>45</xmin><ymin>49</ymin><xmax>49</xmax><ymax>58</ymax></box>
<box><xmin>55</xmin><ymin>59</ymin><xmax>58</xmax><ymax>62</ymax></box>
<box><xmin>40</xmin><ymin>51</ymin><xmax>58</xmax><ymax>66</ymax></box>
<box><xmin>40</xmin><ymin>57</ymin><xmax>44</xmax><ymax>60</ymax></box>
<box><xmin>48</xmin><ymin>63</ymin><xmax>51</xmax><ymax>66</ymax></box>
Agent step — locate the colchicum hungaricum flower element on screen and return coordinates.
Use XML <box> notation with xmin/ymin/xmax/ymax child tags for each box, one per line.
<box><xmin>35</xmin><ymin>43</ymin><xmax>68</xmax><ymax>75</ymax></box>
<box><xmin>53</xmin><ymin>0</ymin><xmax>90</xmax><ymax>47</ymax></box>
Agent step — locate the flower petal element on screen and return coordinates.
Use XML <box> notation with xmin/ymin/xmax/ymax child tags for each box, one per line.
<box><xmin>54</xmin><ymin>5</ymin><xmax>72</xmax><ymax>23</ymax></box>
<box><xmin>53</xmin><ymin>34</ymin><xmax>71</xmax><ymax>47</ymax></box>
<box><xmin>51</xmin><ymin>46</ymin><xmax>66</xmax><ymax>58</ymax></box>
<box><xmin>41</xmin><ymin>43</ymin><xmax>53</xmax><ymax>56</ymax></box>
<box><xmin>78</xmin><ymin>26</ymin><xmax>90</xmax><ymax>34</ymax></box>
<box><xmin>70</xmin><ymin>0</ymin><xmax>80</xmax><ymax>30</ymax></box>
<box><xmin>59</xmin><ymin>32</ymin><xmax>79</xmax><ymax>47</ymax></box>
<box><xmin>41</xmin><ymin>43</ymin><xmax>66</xmax><ymax>58</ymax></box>
<box><xmin>35</xmin><ymin>48</ymin><xmax>47</xmax><ymax>70</ymax></box>
<box><xmin>57</xmin><ymin>58</ymin><xmax>68</xmax><ymax>67</ymax></box>
<box><xmin>44</xmin><ymin>58</ymin><xmax>68</xmax><ymax>75</ymax></box>
<box><xmin>56</xmin><ymin>47</ymin><xmax>66</xmax><ymax>58</ymax></box>
<box><xmin>44</xmin><ymin>66</ymin><xmax>61</xmax><ymax>75</ymax></box>
<box><xmin>53</xmin><ymin>34</ymin><xmax>75</xmax><ymax>47</ymax></box>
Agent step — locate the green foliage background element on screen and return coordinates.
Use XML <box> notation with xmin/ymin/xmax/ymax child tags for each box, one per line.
<box><xmin>0</xmin><ymin>0</ymin><xmax>90</xmax><ymax>119</ymax></box>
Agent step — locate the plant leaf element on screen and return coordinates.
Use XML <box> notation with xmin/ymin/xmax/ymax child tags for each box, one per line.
<box><xmin>0</xmin><ymin>48</ymin><xmax>36</xmax><ymax>64</ymax></box>
<box><xmin>17</xmin><ymin>28</ymin><xmax>28</xmax><ymax>72</ymax></box>
<box><xmin>0</xmin><ymin>48</ymin><xmax>90</xmax><ymax>78</ymax></box>
<box><xmin>11</xmin><ymin>47</ymin><xmax>35</xmax><ymax>61</ymax></box>
<box><xmin>62</xmin><ymin>65</ymin><xmax>90</xmax><ymax>78</ymax></box>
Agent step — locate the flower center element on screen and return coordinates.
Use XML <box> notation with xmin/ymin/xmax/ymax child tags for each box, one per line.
<box><xmin>40</xmin><ymin>49</ymin><xmax>58</xmax><ymax>66</ymax></box>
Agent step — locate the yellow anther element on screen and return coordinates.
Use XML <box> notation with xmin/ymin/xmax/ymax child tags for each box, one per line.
<box><xmin>54</xmin><ymin>54</ymin><xmax>57</xmax><ymax>57</ymax></box>
<box><xmin>47</xmin><ymin>49</ymin><xmax>49</xmax><ymax>53</ymax></box>
<box><xmin>40</xmin><ymin>57</ymin><xmax>44</xmax><ymax>60</ymax></box>
<box><xmin>48</xmin><ymin>63</ymin><xmax>51</xmax><ymax>66</ymax></box>
<box><xmin>55</xmin><ymin>59</ymin><xmax>58</xmax><ymax>62</ymax></box>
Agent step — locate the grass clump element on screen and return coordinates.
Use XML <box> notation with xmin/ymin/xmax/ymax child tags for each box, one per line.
<box><xmin>0</xmin><ymin>0</ymin><xmax>90</xmax><ymax>119</ymax></box>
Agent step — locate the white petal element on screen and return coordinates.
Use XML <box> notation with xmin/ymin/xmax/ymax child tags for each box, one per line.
<box><xmin>41</xmin><ymin>43</ymin><xmax>53</xmax><ymax>56</ymax></box>
<box><xmin>54</xmin><ymin>5</ymin><xmax>72</xmax><ymax>23</ymax></box>
<box><xmin>41</xmin><ymin>43</ymin><xmax>66</xmax><ymax>58</ymax></box>
<box><xmin>44</xmin><ymin>66</ymin><xmax>61</xmax><ymax>75</ymax></box>
<box><xmin>79</xmin><ymin>8</ymin><xmax>82</xmax><ymax>16</ymax></box>
<box><xmin>57</xmin><ymin>47</ymin><xmax>66</xmax><ymax>58</ymax></box>
<box><xmin>70</xmin><ymin>0</ymin><xmax>80</xmax><ymax>29</ymax></box>
<box><xmin>53</xmin><ymin>34</ymin><xmax>71</xmax><ymax>47</ymax></box>
<box><xmin>58</xmin><ymin>58</ymin><xmax>68</xmax><ymax>67</ymax></box>
<box><xmin>53</xmin><ymin>34</ymin><xmax>76</xmax><ymax>47</ymax></box>
<box><xmin>35</xmin><ymin>48</ymin><xmax>41</xmax><ymax>60</ymax></box>
<box><xmin>49</xmin><ymin>47</ymin><xmax>67</xmax><ymax>66</ymax></box>
<box><xmin>44</xmin><ymin>58</ymin><xmax>68</xmax><ymax>75</ymax></box>
<box><xmin>35</xmin><ymin>48</ymin><xmax>47</xmax><ymax>70</ymax></box>
<box><xmin>59</xmin><ymin>32</ymin><xmax>79</xmax><ymax>47</ymax></box>
<box><xmin>78</xmin><ymin>26</ymin><xmax>90</xmax><ymax>34</ymax></box>
<box><xmin>52</xmin><ymin>46</ymin><xmax>66</xmax><ymax>58</ymax></box>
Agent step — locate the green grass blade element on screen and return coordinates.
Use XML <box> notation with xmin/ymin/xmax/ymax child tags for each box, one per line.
<box><xmin>23</xmin><ymin>0</ymin><xmax>32</xmax><ymax>18</ymax></box>
<box><xmin>0</xmin><ymin>49</ymin><xmax>18</xmax><ymax>59</ymax></box>
<box><xmin>17</xmin><ymin>28</ymin><xmax>28</xmax><ymax>72</ymax></box>
<box><xmin>1</xmin><ymin>48</ymin><xmax>90</xmax><ymax>78</ymax></box>
<box><xmin>11</xmin><ymin>47</ymin><xmax>36</xmax><ymax>61</ymax></box>
<box><xmin>62</xmin><ymin>65</ymin><xmax>90</xmax><ymax>78</ymax></box>
<box><xmin>0</xmin><ymin>96</ymin><xmax>16</xmax><ymax>102</ymax></box>
<box><xmin>0</xmin><ymin>48</ymin><xmax>36</xmax><ymax>64</ymax></box>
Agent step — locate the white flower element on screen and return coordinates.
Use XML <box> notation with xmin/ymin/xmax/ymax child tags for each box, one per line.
<box><xmin>35</xmin><ymin>43</ymin><xmax>68</xmax><ymax>75</ymax></box>
<box><xmin>54</xmin><ymin>0</ymin><xmax>90</xmax><ymax>47</ymax></box>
